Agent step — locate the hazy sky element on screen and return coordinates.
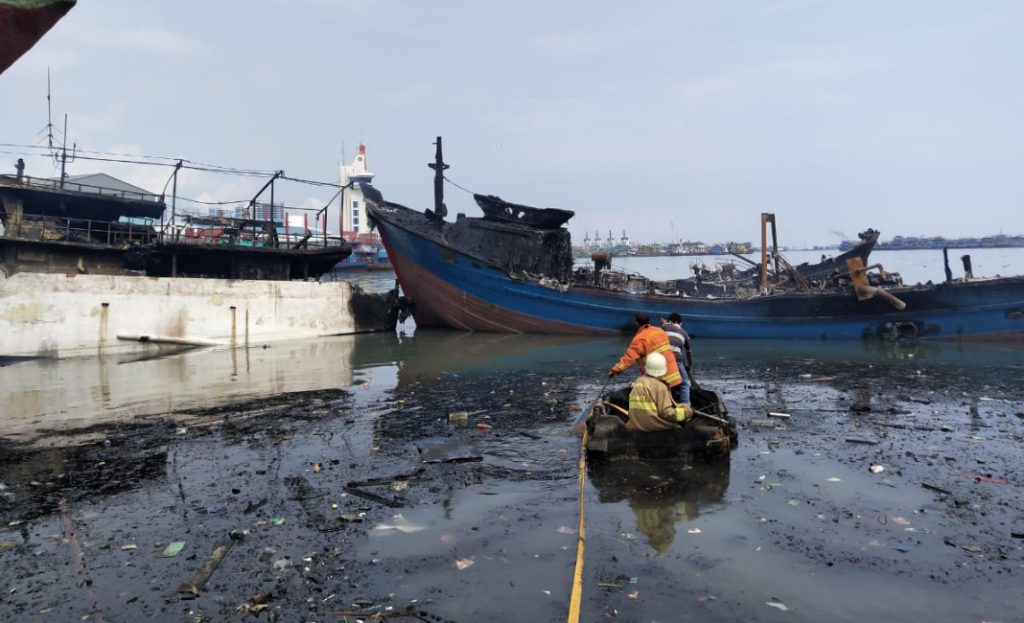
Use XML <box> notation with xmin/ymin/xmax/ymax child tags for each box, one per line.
<box><xmin>2</xmin><ymin>0</ymin><xmax>1022</xmax><ymax>247</ymax></box>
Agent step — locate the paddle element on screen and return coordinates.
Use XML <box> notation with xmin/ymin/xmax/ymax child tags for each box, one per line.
<box><xmin>570</xmin><ymin>376</ymin><xmax>612</xmax><ymax>436</ymax></box>
<box><xmin>690</xmin><ymin>407</ymin><xmax>729</xmax><ymax>426</ymax></box>
<box><xmin>683</xmin><ymin>366</ymin><xmax>730</xmax><ymax>425</ymax></box>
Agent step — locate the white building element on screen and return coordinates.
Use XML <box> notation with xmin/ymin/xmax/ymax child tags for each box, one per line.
<box><xmin>339</xmin><ymin>145</ymin><xmax>374</xmax><ymax>235</ymax></box>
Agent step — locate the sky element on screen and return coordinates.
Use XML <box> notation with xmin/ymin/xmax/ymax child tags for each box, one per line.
<box><xmin>1</xmin><ymin>0</ymin><xmax>1022</xmax><ymax>247</ymax></box>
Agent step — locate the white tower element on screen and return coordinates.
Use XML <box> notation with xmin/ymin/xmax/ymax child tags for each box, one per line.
<box><xmin>339</xmin><ymin>144</ymin><xmax>375</xmax><ymax>235</ymax></box>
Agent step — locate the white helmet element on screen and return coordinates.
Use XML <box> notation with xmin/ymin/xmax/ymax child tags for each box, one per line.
<box><xmin>644</xmin><ymin>352</ymin><xmax>667</xmax><ymax>378</ymax></box>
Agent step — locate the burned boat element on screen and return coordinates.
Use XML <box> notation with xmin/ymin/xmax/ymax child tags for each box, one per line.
<box><xmin>364</xmin><ymin>137</ymin><xmax>1024</xmax><ymax>341</ymax></box>
<box><xmin>0</xmin><ymin>0</ymin><xmax>76</xmax><ymax>76</ymax></box>
<box><xmin>586</xmin><ymin>385</ymin><xmax>737</xmax><ymax>462</ymax></box>
<box><xmin>0</xmin><ymin>170</ymin><xmax>400</xmax><ymax>358</ymax></box>
<box><xmin>692</xmin><ymin>228</ymin><xmax>878</xmax><ymax>287</ymax></box>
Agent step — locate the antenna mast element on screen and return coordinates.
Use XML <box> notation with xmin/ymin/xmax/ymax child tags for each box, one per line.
<box><xmin>57</xmin><ymin>113</ymin><xmax>76</xmax><ymax>188</ymax></box>
<box><xmin>46</xmin><ymin>68</ymin><xmax>54</xmax><ymax>150</ymax></box>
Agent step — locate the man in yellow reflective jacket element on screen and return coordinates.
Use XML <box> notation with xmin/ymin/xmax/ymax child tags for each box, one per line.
<box><xmin>609</xmin><ymin>312</ymin><xmax>683</xmax><ymax>393</ymax></box>
<box><xmin>626</xmin><ymin>353</ymin><xmax>692</xmax><ymax>432</ymax></box>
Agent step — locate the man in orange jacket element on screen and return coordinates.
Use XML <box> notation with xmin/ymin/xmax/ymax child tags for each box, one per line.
<box><xmin>609</xmin><ymin>312</ymin><xmax>683</xmax><ymax>398</ymax></box>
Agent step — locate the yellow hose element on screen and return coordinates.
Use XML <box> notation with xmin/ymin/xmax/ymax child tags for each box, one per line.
<box><xmin>566</xmin><ymin>428</ymin><xmax>588</xmax><ymax>623</ymax></box>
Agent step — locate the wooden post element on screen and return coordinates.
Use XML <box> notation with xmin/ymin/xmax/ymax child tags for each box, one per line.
<box><xmin>760</xmin><ymin>213</ymin><xmax>776</xmax><ymax>292</ymax></box>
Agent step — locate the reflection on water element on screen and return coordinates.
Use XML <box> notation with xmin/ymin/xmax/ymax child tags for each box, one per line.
<box><xmin>588</xmin><ymin>459</ymin><xmax>730</xmax><ymax>556</ymax></box>
<box><xmin>5</xmin><ymin>322</ymin><xmax>1023</xmax><ymax>446</ymax></box>
<box><xmin>373</xmin><ymin>329</ymin><xmax>622</xmax><ymax>388</ymax></box>
<box><xmin>0</xmin><ymin>338</ymin><xmax>358</xmax><ymax>444</ymax></box>
<box><xmin>697</xmin><ymin>337</ymin><xmax>1024</xmax><ymax>368</ymax></box>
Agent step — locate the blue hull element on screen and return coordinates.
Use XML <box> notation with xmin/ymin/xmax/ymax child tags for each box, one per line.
<box><xmin>372</xmin><ymin>204</ymin><xmax>1024</xmax><ymax>341</ymax></box>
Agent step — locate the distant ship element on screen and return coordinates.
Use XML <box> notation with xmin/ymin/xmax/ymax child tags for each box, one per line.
<box><xmin>840</xmin><ymin>234</ymin><xmax>1024</xmax><ymax>251</ymax></box>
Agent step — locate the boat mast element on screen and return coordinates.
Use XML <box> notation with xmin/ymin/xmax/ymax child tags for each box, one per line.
<box><xmin>428</xmin><ymin>136</ymin><xmax>449</xmax><ymax>219</ymax></box>
<box><xmin>760</xmin><ymin>213</ymin><xmax>778</xmax><ymax>291</ymax></box>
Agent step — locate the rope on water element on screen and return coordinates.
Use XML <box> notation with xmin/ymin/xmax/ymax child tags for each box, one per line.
<box><xmin>566</xmin><ymin>427</ymin><xmax>588</xmax><ymax>623</ymax></box>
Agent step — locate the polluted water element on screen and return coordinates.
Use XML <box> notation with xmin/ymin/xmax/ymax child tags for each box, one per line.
<box><xmin>2</xmin><ymin>287</ymin><xmax>1024</xmax><ymax>621</ymax></box>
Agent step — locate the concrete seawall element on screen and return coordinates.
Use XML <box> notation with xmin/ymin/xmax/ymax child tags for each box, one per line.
<box><xmin>0</xmin><ymin>272</ymin><xmax>364</xmax><ymax>358</ymax></box>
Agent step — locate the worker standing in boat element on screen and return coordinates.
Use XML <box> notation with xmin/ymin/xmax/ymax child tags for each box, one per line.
<box><xmin>624</xmin><ymin>353</ymin><xmax>692</xmax><ymax>432</ymax></box>
<box><xmin>661</xmin><ymin>312</ymin><xmax>693</xmax><ymax>405</ymax></box>
<box><xmin>609</xmin><ymin>312</ymin><xmax>683</xmax><ymax>394</ymax></box>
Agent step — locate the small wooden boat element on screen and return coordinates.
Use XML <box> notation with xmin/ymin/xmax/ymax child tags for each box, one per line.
<box><xmin>585</xmin><ymin>386</ymin><xmax>737</xmax><ymax>462</ymax></box>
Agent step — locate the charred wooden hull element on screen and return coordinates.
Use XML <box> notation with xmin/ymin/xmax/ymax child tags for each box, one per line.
<box><xmin>367</xmin><ymin>195</ymin><xmax>1024</xmax><ymax>340</ymax></box>
<box><xmin>473</xmin><ymin>194</ymin><xmax>574</xmax><ymax>229</ymax></box>
<box><xmin>585</xmin><ymin>386</ymin><xmax>736</xmax><ymax>462</ymax></box>
<box><xmin>795</xmin><ymin>231</ymin><xmax>877</xmax><ymax>278</ymax></box>
<box><xmin>587</xmin><ymin>415</ymin><xmax>733</xmax><ymax>462</ymax></box>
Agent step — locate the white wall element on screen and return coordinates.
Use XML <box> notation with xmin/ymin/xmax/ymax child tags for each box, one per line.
<box><xmin>0</xmin><ymin>272</ymin><xmax>360</xmax><ymax>358</ymax></box>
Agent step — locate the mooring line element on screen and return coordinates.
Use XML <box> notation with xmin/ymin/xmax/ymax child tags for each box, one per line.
<box><xmin>566</xmin><ymin>427</ymin><xmax>588</xmax><ymax>623</ymax></box>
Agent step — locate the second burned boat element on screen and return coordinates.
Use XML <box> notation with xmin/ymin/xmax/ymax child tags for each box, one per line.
<box><xmin>364</xmin><ymin>137</ymin><xmax>1024</xmax><ymax>341</ymax></box>
<box><xmin>0</xmin><ymin>168</ymin><xmax>401</xmax><ymax>358</ymax></box>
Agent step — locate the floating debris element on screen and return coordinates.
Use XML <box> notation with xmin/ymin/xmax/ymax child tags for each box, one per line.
<box><xmin>372</xmin><ymin>514</ymin><xmax>426</xmax><ymax>534</ymax></box>
<box><xmin>162</xmin><ymin>542</ymin><xmax>186</xmax><ymax>558</ymax></box>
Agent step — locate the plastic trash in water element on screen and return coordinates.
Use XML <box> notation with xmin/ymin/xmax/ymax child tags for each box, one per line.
<box><xmin>272</xmin><ymin>558</ymin><xmax>293</xmax><ymax>571</ymax></box>
<box><xmin>455</xmin><ymin>558</ymin><xmax>474</xmax><ymax>570</ymax></box>
<box><xmin>373</xmin><ymin>514</ymin><xmax>427</xmax><ymax>534</ymax></box>
<box><xmin>767</xmin><ymin>601</ymin><xmax>789</xmax><ymax>611</ymax></box>
<box><xmin>162</xmin><ymin>541</ymin><xmax>186</xmax><ymax>557</ymax></box>
<box><xmin>870</xmin><ymin>465</ymin><xmax>885</xmax><ymax>474</ymax></box>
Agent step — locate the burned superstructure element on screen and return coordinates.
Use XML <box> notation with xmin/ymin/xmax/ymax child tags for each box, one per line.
<box><xmin>366</xmin><ymin>136</ymin><xmax>1024</xmax><ymax>341</ymax></box>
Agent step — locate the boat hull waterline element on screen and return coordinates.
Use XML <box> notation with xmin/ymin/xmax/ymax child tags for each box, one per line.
<box><xmin>372</xmin><ymin>204</ymin><xmax>1024</xmax><ymax>341</ymax></box>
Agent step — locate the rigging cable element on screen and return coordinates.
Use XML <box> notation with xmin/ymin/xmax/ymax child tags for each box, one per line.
<box><xmin>442</xmin><ymin>175</ymin><xmax>479</xmax><ymax>196</ymax></box>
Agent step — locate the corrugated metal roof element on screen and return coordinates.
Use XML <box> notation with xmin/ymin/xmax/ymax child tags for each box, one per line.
<box><xmin>59</xmin><ymin>172</ymin><xmax>160</xmax><ymax>200</ymax></box>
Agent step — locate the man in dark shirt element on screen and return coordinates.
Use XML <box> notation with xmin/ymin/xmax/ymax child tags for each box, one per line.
<box><xmin>660</xmin><ymin>312</ymin><xmax>692</xmax><ymax>405</ymax></box>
